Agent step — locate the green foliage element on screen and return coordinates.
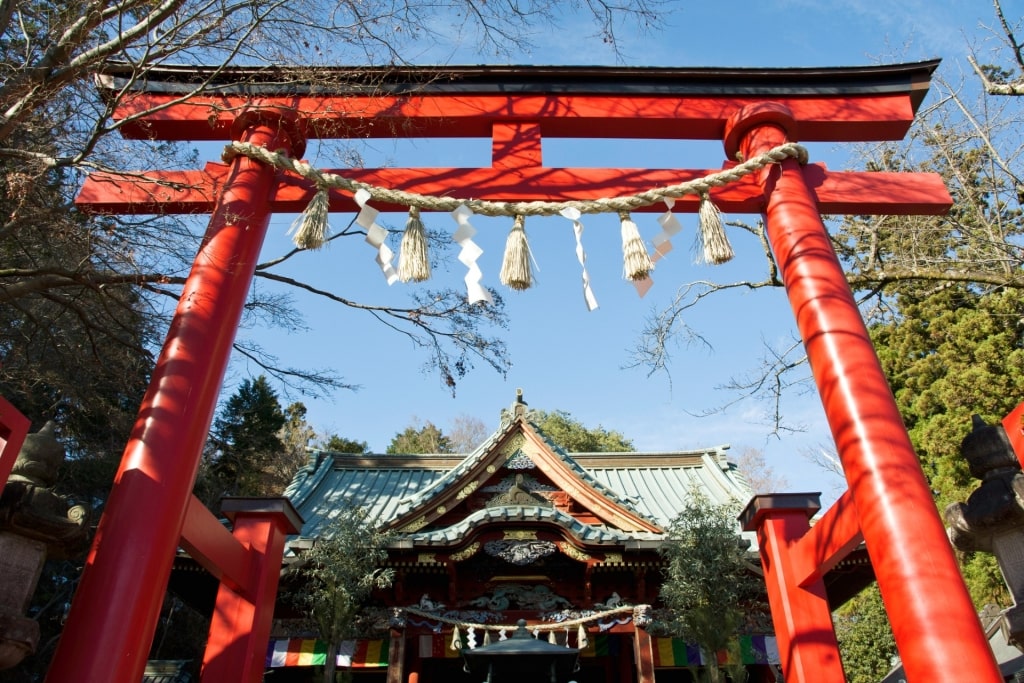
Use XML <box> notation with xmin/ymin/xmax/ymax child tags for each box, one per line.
<box><xmin>835</xmin><ymin>585</ymin><xmax>897</xmax><ymax>683</ymax></box>
<box><xmin>386</xmin><ymin>420</ymin><xmax>453</xmax><ymax>454</ymax></box>
<box><xmin>870</xmin><ymin>286</ymin><xmax>1024</xmax><ymax>604</ymax></box>
<box><xmin>321</xmin><ymin>434</ymin><xmax>371</xmax><ymax>454</ymax></box>
<box><xmin>282</xmin><ymin>402</ymin><xmax>317</xmax><ymax>454</ymax></box>
<box><xmin>272</xmin><ymin>401</ymin><xmax>319</xmax><ymax>493</ymax></box>
<box><xmin>659</xmin><ymin>494</ymin><xmax>759</xmax><ymax>683</ymax></box>
<box><xmin>200</xmin><ymin>375</ymin><xmax>289</xmax><ymax>501</ymax></box>
<box><xmin>382</xmin><ymin>409</ymin><xmax>635</xmax><ymax>455</ymax></box>
<box><xmin>872</xmin><ymin>288</ymin><xmax>1024</xmax><ymax>506</ymax></box>
<box><xmin>532</xmin><ymin>409</ymin><xmax>634</xmax><ymax>452</ymax></box>
<box><xmin>286</xmin><ymin>506</ymin><xmax>395</xmax><ymax>683</ymax></box>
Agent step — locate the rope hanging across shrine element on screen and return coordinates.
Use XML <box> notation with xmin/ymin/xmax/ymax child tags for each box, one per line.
<box><xmin>223</xmin><ymin>140</ymin><xmax>809</xmax><ymax>309</ymax></box>
<box><xmin>402</xmin><ymin>604</ymin><xmax>642</xmax><ymax>651</ymax></box>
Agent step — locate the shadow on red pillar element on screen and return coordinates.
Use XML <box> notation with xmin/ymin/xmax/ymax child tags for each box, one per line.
<box><xmin>201</xmin><ymin>498</ymin><xmax>303</xmax><ymax>683</ymax></box>
<box><xmin>725</xmin><ymin>103</ymin><xmax>1002</xmax><ymax>683</ymax></box>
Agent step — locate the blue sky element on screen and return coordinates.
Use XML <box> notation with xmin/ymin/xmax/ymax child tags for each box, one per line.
<box><xmin>221</xmin><ymin>1</ymin><xmax>1012</xmax><ymax>502</ymax></box>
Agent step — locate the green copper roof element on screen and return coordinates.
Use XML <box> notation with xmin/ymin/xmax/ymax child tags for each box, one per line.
<box><xmin>284</xmin><ymin>447</ymin><xmax>752</xmax><ymax>540</ymax></box>
<box><xmin>282</xmin><ymin>394</ymin><xmax>754</xmax><ymax>546</ymax></box>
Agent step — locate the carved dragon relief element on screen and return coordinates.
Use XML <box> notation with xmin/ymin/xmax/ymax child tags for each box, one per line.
<box><xmin>484</xmin><ymin>539</ymin><xmax>557</xmax><ymax>565</ymax></box>
<box><xmin>467</xmin><ymin>584</ymin><xmax>572</xmax><ymax>611</ymax></box>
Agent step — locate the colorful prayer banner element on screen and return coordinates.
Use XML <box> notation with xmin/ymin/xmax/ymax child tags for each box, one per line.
<box><xmin>266</xmin><ymin>638</ymin><xmax>326</xmax><ymax>667</ymax></box>
<box><xmin>651</xmin><ymin>636</ymin><xmax>779</xmax><ymax>666</ymax></box>
<box><xmin>339</xmin><ymin>638</ymin><xmax>389</xmax><ymax>668</ymax></box>
<box><xmin>266</xmin><ymin>634</ymin><xmax>777</xmax><ymax>668</ymax></box>
<box><xmin>579</xmin><ymin>634</ymin><xmax>620</xmax><ymax>658</ymax></box>
<box><xmin>265</xmin><ymin>638</ymin><xmax>389</xmax><ymax>668</ymax></box>
<box><xmin>417</xmin><ymin>634</ymin><xmax>461</xmax><ymax>659</ymax></box>
<box><xmin>652</xmin><ymin>637</ymin><xmax>702</xmax><ymax>667</ymax></box>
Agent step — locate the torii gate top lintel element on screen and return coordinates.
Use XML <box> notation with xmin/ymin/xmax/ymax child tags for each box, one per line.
<box><xmin>98</xmin><ymin>60</ymin><xmax>939</xmax><ymax>143</ymax></box>
<box><xmin>81</xmin><ymin>60</ymin><xmax>950</xmax><ymax>218</ymax></box>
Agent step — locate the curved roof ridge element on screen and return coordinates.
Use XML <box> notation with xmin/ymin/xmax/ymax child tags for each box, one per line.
<box><xmin>521</xmin><ymin>417</ymin><xmax>660</xmax><ymax>527</ymax></box>
<box><xmin>698</xmin><ymin>452</ymin><xmax>755</xmax><ymax>503</ymax></box>
<box><xmin>406</xmin><ymin>505</ymin><xmax>641</xmax><ymax>546</ymax></box>
<box><xmin>573</xmin><ymin>444</ymin><xmax>732</xmax><ymax>458</ymax></box>
<box><xmin>281</xmin><ymin>451</ymin><xmax>334</xmax><ymax>507</ymax></box>
<box><xmin>391</xmin><ymin>418</ymin><xmax>516</xmax><ymax>516</ymax></box>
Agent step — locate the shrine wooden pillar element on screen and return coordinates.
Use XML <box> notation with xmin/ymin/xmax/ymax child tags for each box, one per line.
<box><xmin>386</xmin><ymin>627</ymin><xmax>406</xmax><ymax>683</ymax></box>
<box><xmin>45</xmin><ymin>110</ymin><xmax>305</xmax><ymax>683</ymax></box>
<box><xmin>632</xmin><ymin>627</ymin><xmax>655</xmax><ymax>683</ymax></box>
<box><xmin>725</xmin><ymin>103</ymin><xmax>1002</xmax><ymax>683</ymax></box>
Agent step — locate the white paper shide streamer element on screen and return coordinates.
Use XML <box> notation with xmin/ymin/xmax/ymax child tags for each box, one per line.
<box><xmin>651</xmin><ymin>198</ymin><xmax>684</xmax><ymax>263</ymax></box>
<box><xmin>451</xmin><ymin>204</ymin><xmax>493</xmax><ymax>304</ymax></box>
<box><xmin>355</xmin><ymin>188</ymin><xmax>397</xmax><ymax>285</ymax></box>
<box><xmin>560</xmin><ymin>207</ymin><xmax>598</xmax><ymax>311</ymax></box>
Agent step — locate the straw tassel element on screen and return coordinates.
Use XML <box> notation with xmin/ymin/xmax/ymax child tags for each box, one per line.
<box><xmin>450</xmin><ymin>626</ymin><xmax>462</xmax><ymax>651</ymax></box>
<box><xmin>548</xmin><ymin>631</ymin><xmax>558</xmax><ymax>645</ymax></box>
<box><xmin>397</xmin><ymin>206</ymin><xmax>431</xmax><ymax>282</ymax></box>
<box><xmin>288</xmin><ymin>186</ymin><xmax>330</xmax><ymax>250</ymax></box>
<box><xmin>697</xmin><ymin>193</ymin><xmax>734</xmax><ymax>264</ymax></box>
<box><xmin>483</xmin><ymin>630</ymin><xmax>492</xmax><ymax>646</ymax></box>
<box><xmin>500</xmin><ymin>214</ymin><xmax>533</xmax><ymax>290</ymax></box>
<box><xmin>619</xmin><ymin>210</ymin><xmax>653</xmax><ymax>281</ymax></box>
<box><xmin>577</xmin><ymin>624</ymin><xmax>589</xmax><ymax>650</ymax></box>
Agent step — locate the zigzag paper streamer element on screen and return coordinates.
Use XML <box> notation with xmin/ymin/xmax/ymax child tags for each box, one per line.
<box><xmin>559</xmin><ymin>207</ymin><xmax>599</xmax><ymax>311</ymax></box>
<box><xmin>652</xmin><ymin>197</ymin><xmax>684</xmax><ymax>263</ymax></box>
<box><xmin>355</xmin><ymin>188</ymin><xmax>397</xmax><ymax>285</ymax></box>
<box><xmin>451</xmin><ymin>204</ymin><xmax>493</xmax><ymax>304</ymax></box>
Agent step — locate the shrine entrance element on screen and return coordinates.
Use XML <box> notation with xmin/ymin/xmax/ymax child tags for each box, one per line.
<box><xmin>32</xmin><ymin>61</ymin><xmax>1003</xmax><ymax>683</ymax></box>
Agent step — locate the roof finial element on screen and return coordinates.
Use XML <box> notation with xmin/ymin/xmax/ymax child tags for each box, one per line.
<box><xmin>514</xmin><ymin>388</ymin><xmax>527</xmax><ymax>418</ymax></box>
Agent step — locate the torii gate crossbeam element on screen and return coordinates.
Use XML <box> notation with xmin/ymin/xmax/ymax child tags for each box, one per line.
<box><xmin>45</xmin><ymin>62</ymin><xmax>1000</xmax><ymax>683</ymax></box>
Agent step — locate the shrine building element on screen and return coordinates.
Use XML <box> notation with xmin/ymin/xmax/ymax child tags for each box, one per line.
<box><xmin>260</xmin><ymin>391</ymin><xmax>778</xmax><ymax>683</ymax></box>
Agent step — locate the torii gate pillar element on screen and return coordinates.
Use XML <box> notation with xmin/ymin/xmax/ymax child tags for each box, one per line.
<box><xmin>44</xmin><ymin>110</ymin><xmax>305</xmax><ymax>683</ymax></box>
<box><xmin>729</xmin><ymin>104</ymin><xmax>1002</xmax><ymax>682</ymax></box>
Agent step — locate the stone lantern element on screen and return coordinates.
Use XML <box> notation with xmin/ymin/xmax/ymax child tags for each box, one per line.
<box><xmin>946</xmin><ymin>415</ymin><xmax>1024</xmax><ymax>650</ymax></box>
<box><xmin>461</xmin><ymin>620</ymin><xmax>580</xmax><ymax>683</ymax></box>
<box><xmin>0</xmin><ymin>422</ymin><xmax>89</xmax><ymax>668</ymax></box>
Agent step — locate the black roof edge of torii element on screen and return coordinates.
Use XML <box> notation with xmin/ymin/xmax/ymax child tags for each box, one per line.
<box><xmin>94</xmin><ymin>59</ymin><xmax>940</xmax><ymax>114</ymax></box>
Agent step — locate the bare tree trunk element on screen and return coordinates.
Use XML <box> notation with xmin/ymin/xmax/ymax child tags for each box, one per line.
<box><xmin>707</xmin><ymin>659</ymin><xmax>721</xmax><ymax>683</ymax></box>
<box><xmin>323</xmin><ymin>641</ymin><xmax>338</xmax><ymax>683</ymax></box>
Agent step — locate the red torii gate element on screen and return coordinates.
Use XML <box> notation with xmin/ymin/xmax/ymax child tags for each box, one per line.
<box><xmin>44</xmin><ymin>62</ymin><xmax>1002</xmax><ymax>683</ymax></box>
